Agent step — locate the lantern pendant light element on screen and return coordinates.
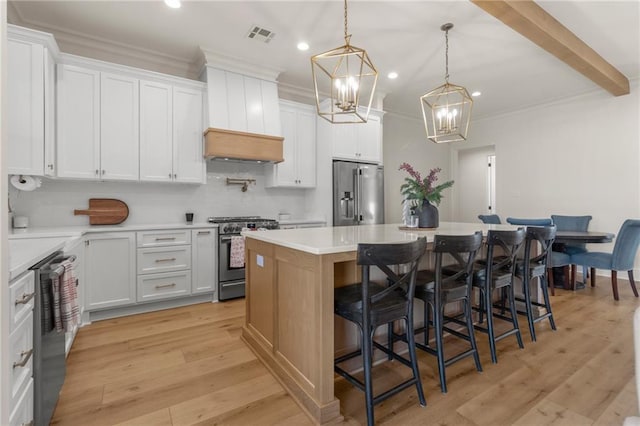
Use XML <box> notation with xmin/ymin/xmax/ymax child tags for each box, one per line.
<box><xmin>311</xmin><ymin>0</ymin><xmax>378</xmax><ymax>124</ymax></box>
<box><xmin>421</xmin><ymin>23</ymin><xmax>473</xmax><ymax>143</ymax></box>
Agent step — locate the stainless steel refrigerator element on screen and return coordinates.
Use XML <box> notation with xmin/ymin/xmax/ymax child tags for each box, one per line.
<box><xmin>333</xmin><ymin>161</ymin><xmax>384</xmax><ymax>226</ymax></box>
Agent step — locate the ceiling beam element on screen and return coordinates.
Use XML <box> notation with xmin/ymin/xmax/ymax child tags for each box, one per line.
<box><xmin>471</xmin><ymin>0</ymin><xmax>630</xmax><ymax>96</ymax></box>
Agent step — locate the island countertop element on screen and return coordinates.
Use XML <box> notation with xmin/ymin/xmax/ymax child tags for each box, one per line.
<box><xmin>242</xmin><ymin>222</ymin><xmax>516</xmax><ymax>255</ymax></box>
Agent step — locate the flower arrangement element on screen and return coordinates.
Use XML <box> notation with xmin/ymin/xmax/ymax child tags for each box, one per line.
<box><xmin>399</xmin><ymin>162</ymin><xmax>454</xmax><ymax>208</ymax></box>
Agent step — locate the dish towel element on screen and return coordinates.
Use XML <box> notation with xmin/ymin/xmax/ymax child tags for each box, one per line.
<box><xmin>52</xmin><ymin>260</ymin><xmax>80</xmax><ymax>333</ymax></box>
<box><xmin>230</xmin><ymin>235</ymin><xmax>245</xmax><ymax>268</ymax></box>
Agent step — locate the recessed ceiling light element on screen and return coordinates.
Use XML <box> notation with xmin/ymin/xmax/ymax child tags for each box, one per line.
<box><xmin>471</xmin><ymin>91</ymin><xmax>482</xmax><ymax>97</ymax></box>
<box><xmin>387</xmin><ymin>71</ymin><xmax>398</xmax><ymax>79</ymax></box>
<box><xmin>297</xmin><ymin>42</ymin><xmax>309</xmax><ymax>51</ymax></box>
<box><xmin>164</xmin><ymin>0</ymin><xmax>181</xmax><ymax>8</ymax></box>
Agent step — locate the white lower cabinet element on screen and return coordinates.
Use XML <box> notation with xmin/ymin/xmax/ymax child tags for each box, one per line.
<box><xmin>191</xmin><ymin>229</ymin><xmax>216</xmax><ymax>295</ymax></box>
<box><xmin>9</xmin><ymin>378</ymin><xmax>33</xmax><ymax>426</ymax></box>
<box><xmin>10</xmin><ymin>312</ymin><xmax>34</xmax><ymax>411</ymax></box>
<box><xmin>137</xmin><ymin>271</ymin><xmax>191</xmax><ymax>302</ymax></box>
<box><xmin>136</xmin><ymin>230</ymin><xmax>192</xmax><ymax>303</ymax></box>
<box><xmin>85</xmin><ymin>232</ymin><xmax>136</xmax><ymax>310</ymax></box>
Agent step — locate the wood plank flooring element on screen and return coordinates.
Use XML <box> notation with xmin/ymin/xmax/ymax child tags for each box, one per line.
<box><xmin>52</xmin><ymin>279</ymin><xmax>640</xmax><ymax>425</ymax></box>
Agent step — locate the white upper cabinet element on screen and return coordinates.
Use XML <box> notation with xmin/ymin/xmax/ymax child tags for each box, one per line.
<box><xmin>56</xmin><ymin>64</ymin><xmax>101</xmax><ymax>179</ymax></box>
<box><xmin>139</xmin><ymin>83</ymin><xmax>204</xmax><ymax>184</ymax></box>
<box><xmin>204</xmin><ymin>67</ymin><xmax>282</xmax><ymax>137</ymax></box>
<box><xmin>266</xmin><ymin>100</ymin><xmax>316</xmax><ymax>188</ymax></box>
<box><xmin>172</xmin><ymin>86</ymin><xmax>205</xmax><ymax>183</ymax></box>
<box><xmin>100</xmin><ymin>73</ymin><xmax>139</xmax><ymax>181</ymax></box>
<box><xmin>7</xmin><ymin>27</ymin><xmax>57</xmax><ymax>177</ymax></box>
<box><xmin>139</xmin><ymin>80</ymin><xmax>173</xmax><ymax>182</ymax></box>
<box><xmin>329</xmin><ymin>112</ymin><xmax>383</xmax><ymax>164</ymax></box>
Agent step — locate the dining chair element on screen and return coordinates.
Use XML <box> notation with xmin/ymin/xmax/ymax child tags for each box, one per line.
<box><xmin>551</xmin><ymin>214</ymin><xmax>592</xmax><ymax>286</ymax></box>
<box><xmin>506</xmin><ymin>217</ymin><xmax>553</xmax><ymax>226</ymax></box>
<box><xmin>478</xmin><ymin>214</ymin><xmax>501</xmax><ymax>224</ymax></box>
<box><xmin>411</xmin><ymin>232</ymin><xmax>483</xmax><ymax>393</ymax></box>
<box><xmin>334</xmin><ymin>238</ymin><xmax>427</xmax><ymax>426</ymax></box>
<box><xmin>514</xmin><ymin>225</ymin><xmax>558</xmax><ymax>342</ymax></box>
<box><xmin>471</xmin><ymin>228</ymin><xmax>526</xmax><ymax>363</ymax></box>
<box><xmin>571</xmin><ymin>219</ymin><xmax>640</xmax><ymax>301</ymax></box>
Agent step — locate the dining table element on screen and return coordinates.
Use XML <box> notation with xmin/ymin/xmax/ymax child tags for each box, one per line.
<box><xmin>553</xmin><ymin>230</ymin><xmax>615</xmax><ymax>289</ymax></box>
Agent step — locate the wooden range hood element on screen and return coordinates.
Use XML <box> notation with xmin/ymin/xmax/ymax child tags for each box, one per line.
<box><xmin>204</xmin><ymin>127</ymin><xmax>284</xmax><ymax>163</ymax></box>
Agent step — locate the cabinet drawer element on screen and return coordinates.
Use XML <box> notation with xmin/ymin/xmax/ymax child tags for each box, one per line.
<box><xmin>10</xmin><ymin>312</ymin><xmax>33</xmax><ymax>410</ymax></box>
<box><xmin>137</xmin><ymin>271</ymin><xmax>191</xmax><ymax>302</ymax></box>
<box><xmin>9</xmin><ymin>271</ymin><xmax>35</xmax><ymax>333</ymax></box>
<box><xmin>137</xmin><ymin>230</ymin><xmax>191</xmax><ymax>247</ymax></box>
<box><xmin>137</xmin><ymin>246</ymin><xmax>191</xmax><ymax>274</ymax></box>
<box><xmin>9</xmin><ymin>377</ymin><xmax>33</xmax><ymax>426</ymax></box>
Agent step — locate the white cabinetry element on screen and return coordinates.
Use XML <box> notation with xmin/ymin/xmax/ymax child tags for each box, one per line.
<box><xmin>7</xmin><ymin>26</ymin><xmax>57</xmax><ymax>177</ymax></box>
<box><xmin>266</xmin><ymin>101</ymin><xmax>316</xmax><ymax>188</ymax></box>
<box><xmin>57</xmin><ymin>66</ymin><xmax>139</xmax><ymax>181</ymax></box>
<box><xmin>100</xmin><ymin>73</ymin><xmax>139</xmax><ymax>180</ymax></box>
<box><xmin>206</xmin><ymin>67</ymin><xmax>281</xmax><ymax>136</ymax></box>
<box><xmin>139</xmin><ymin>83</ymin><xmax>205</xmax><ymax>183</ymax></box>
<box><xmin>8</xmin><ymin>270</ymin><xmax>35</xmax><ymax>426</ymax></box>
<box><xmin>136</xmin><ymin>230</ymin><xmax>191</xmax><ymax>302</ymax></box>
<box><xmin>85</xmin><ymin>233</ymin><xmax>136</xmax><ymax>310</ymax></box>
<box><xmin>330</xmin><ymin>112</ymin><xmax>383</xmax><ymax>164</ymax></box>
<box><xmin>191</xmin><ymin>229</ymin><xmax>216</xmax><ymax>295</ymax></box>
<box><xmin>58</xmin><ymin>58</ymin><xmax>205</xmax><ymax>183</ymax></box>
<box><xmin>56</xmin><ymin>64</ymin><xmax>101</xmax><ymax>179</ymax></box>
<box><xmin>172</xmin><ymin>87</ymin><xmax>205</xmax><ymax>183</ymax></box>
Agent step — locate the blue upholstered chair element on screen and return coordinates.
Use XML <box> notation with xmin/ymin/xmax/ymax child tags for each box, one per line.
<box><xmin>478</xmin><ymin>214</ymin><xmax>501</xmax><ymax>224</ymax></box>
<box><xmin>551</xmin><ymin>215</ymin><xmax>592</xmax><ymax>287</ymax></box>
<box><xmin>506</xmin><ymin>217</ymin><xmax>553</xmax><ymax>226</ymax></box>
<box><xmin>571</xmin><ymin>219</ymin><xmax>640</xmax><ymax>301</ymax></box>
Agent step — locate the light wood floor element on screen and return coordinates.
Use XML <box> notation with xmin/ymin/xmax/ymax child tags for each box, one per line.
<box><xmin>52</xmin><ymin>279</ymin><xmax>640</xmax><ymax>425</ymax></box>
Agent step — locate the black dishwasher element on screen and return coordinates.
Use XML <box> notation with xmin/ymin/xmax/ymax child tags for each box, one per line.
<box><xmin>30</xmin><ymin>252</ymin><xmax>67</xmax><ymax>426</ymax></box>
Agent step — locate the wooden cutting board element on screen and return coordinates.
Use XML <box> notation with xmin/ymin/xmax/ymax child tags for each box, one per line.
<box><xmin>74</xmin><ymin>198</ymin><xmax>129</xmax><ymax>225</ymax></box>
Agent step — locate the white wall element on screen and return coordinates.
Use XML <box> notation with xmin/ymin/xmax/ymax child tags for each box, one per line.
<box><xmin>382</xmin><ymin>113</ymin><xmax>453</xmax><ymax>224</ymax></box>
<box><xmin>10</xmin><ymin>161</ymin><xmax>318</xmax><ymax>227</ymax></box>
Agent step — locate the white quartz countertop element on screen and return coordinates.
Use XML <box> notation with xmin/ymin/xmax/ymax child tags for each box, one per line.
<box><xmin>9</xmin><ymin>237</ymin><xmax>71</xmax><ymax>280</ymax></box>
<box><xmin>242</xmin><ymin>222</ymin><xmax>517</xmax><ymax>255</ymax></box>
<box><xmin>9</xmin><ymin>222</ymin><xmax>218</xmax><ymax>239</ymax></box>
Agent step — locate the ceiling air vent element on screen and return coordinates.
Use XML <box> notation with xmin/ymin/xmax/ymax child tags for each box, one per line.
<box><xmin>247</xmin><ymin>25</ymin><xmax>275</xmax><ymax>43</ymax></box>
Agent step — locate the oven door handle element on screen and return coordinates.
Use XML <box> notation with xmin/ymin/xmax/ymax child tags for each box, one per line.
<box><xmin>220</xmin><ymin>236</ymin><xmax>238</xmax><ymax>242</ymax></box>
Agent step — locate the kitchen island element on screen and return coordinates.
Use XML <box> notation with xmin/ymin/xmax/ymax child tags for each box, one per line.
<box><xmin>240</xmin><ymin>222</ymin><xmax>516</xmax><ymax>424</ymax></box>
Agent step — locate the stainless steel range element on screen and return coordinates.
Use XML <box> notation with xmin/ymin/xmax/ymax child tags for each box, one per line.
<box><xmin>207</xmin><ymin>216</ymin><xmax>279</xmax><ymax>300</ymax></box>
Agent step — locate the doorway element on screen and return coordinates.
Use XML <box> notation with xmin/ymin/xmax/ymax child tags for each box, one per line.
<box><xmin>454</xmin><ymin>146</ymin><xmax>496</xmax><ymax>222</ymax></box>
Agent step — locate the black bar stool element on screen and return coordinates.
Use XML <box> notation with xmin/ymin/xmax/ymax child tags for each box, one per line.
<box><xmin>334</xmin><ymin>237</ymin><xmax>427</xmax><ymax>426</ymax></box>
<box><xmin>514</xmin><ymin>225</ymin><xmax>558</xmax><ymax>342</ymax></box>
<box><xmin>473</xmin><ymin>228</ymin><xmax>526</xmax><ymax>363</ymax></box>
<box><xmin>411</xmin><ymin>232</ymin><xmax>483</xmax><ymax>393</ymax></box>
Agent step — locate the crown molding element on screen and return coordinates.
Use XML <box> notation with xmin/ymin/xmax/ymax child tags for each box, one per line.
<box><xmin>6</xmin><ymin>16</ymin><xmax>200</xmax><ymax>80</ymax></box>
<box><xmin>200</xmin><ymin>48</ymin><xmax>282</xmax><ymax>82</ymax></box>
<box><xmin>7</xmin><ymin>24</ymin><xmax>60</xmax><ymax>59</ymax></box>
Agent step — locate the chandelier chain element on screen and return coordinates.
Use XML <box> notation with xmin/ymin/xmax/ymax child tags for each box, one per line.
<box><xmin>444</xmin><ymin>27</ymin><xmax>450</xmax><ymax>83</ymax></box>
<box><xmin>343</xmin><ymin>0</ymin><xmax>350</xmax><ymax>42</ymax></box>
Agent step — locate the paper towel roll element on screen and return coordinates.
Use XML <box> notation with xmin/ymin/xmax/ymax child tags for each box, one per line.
<box><xmin>10</xmin><ymin>175</ymin><xmax>42</xmax><ymax>191</ymax></box>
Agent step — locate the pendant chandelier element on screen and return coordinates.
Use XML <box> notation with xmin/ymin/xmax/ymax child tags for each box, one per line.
<box><xmin>421</xmin><ymin>23</ymin><xmax>473</xmax><ymax>143</ymax></box>
<box><xmin>311</xmin><ymin>0</ymin><xmax>378</xmax><ymax>124</ymax></box>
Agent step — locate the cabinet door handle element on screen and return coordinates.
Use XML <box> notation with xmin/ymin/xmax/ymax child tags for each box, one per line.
<box><xmin>174</xmin><ymin>174</ymin><xmax>177</xmax><ymax>179</ymax></box>
<box><xmin>154</xmin><ymin>258</ymin><xmax>176</xmax><ymax>263</ymax></box>
<box><xmin>155</xmin><ymin>237</ymin><xmax>176</xmax><ymax>241</ymax></box>
<box><xmin>13</xmin><ymin>348</ymin><xmax>33</xmax><ymax>369</ymax></box>
<box><xmin>95</xmin><ymin>169</ymin><xmax>99</xmax><ymax>176</ymax></box>
<box><xmin>198</xmin><ymin>231</ymin><xmax>210</xmax><ymax>235</ymax></box>
<box><xmin>155</xmin><ymin>283</ymin><xmax>176</xmax><ymax>289</ymax></box>
<box><xmin>102</xmin><ymin>170</ymin><xmax>105</xmax><ymax>175</ymax></box>
<box><xmin>169</xmin><ymin>173</ymin><xmax>172</xmax><ymax>178</ymax></box>
<box><xmin>14</xmin><ymin>292</ymin><xmax>35</xmax><ymax>306</ymax></box>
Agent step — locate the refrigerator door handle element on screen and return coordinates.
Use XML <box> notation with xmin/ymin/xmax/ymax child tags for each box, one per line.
<box><xmin>354</xmin><ymin>168</ymin><xmax>361</xmax><ymax>222</ymax></box>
